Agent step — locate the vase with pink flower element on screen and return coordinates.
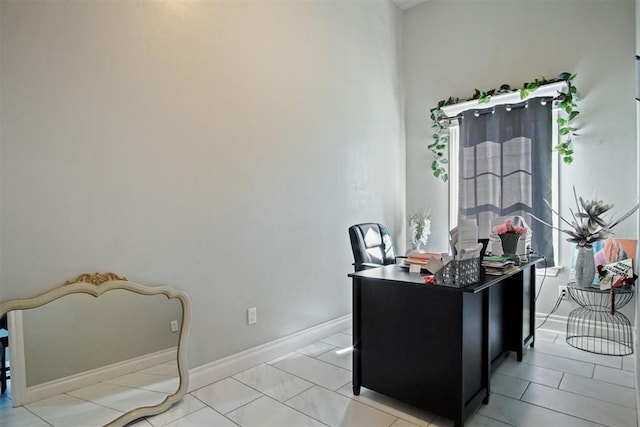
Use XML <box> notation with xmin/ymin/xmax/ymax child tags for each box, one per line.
<box><xmin>492</xmin><ymin>218</ymin><xmax>527</xmax><ymax>264</ymax></box>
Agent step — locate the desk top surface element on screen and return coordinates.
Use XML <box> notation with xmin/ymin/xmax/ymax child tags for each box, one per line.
<box><xmin>348</xmin><ymin>258</ymin><xmax>542</xmax><ymax>293</ymax></box>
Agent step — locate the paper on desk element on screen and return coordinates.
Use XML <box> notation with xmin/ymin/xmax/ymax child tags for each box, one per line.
<box><xmin>409</xmin><ymin>263</ymin><xmax>422</xmax><ymax>273</ymax></box>
<box><xmin>426</xmin><ymin>257</ymin><xmax>445</xmax><ymax>273</ymax></box>
<box><xmin>459</xmin><ymin>243</ymin><xmax>483</xmax><ymax>260</ymax></box>
<box><xmin>449</xmin><ymin>227</ymin><xmax>458</xmax><ymax>256</ymax></box>
<box><xmin>451</xmin><ymin>219</ymin><xmax>479</xmax><ymax>260</ymax></box>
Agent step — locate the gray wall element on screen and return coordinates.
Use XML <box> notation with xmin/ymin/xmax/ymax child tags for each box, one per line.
<box><xmin>403</xmin><ymin>0</ymin><xmax>638</xmax><ymax>321</ymax></box>
<box><xmin>0</xmin><ymin>1</ymin><xmax>406</xmax><ymax>369</ymax></box>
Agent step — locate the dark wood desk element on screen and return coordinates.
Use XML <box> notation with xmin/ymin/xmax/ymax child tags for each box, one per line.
<box><xmin>348</xmin><ymin>260</ymin><xmax>539</xmax><ymax>427</ymax></box>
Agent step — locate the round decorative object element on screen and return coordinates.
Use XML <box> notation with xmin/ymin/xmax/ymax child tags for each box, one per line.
<box><xmin>574</xmin><ymin>245</ymin><xmax>596</xmax><ymax>288</ymax></box>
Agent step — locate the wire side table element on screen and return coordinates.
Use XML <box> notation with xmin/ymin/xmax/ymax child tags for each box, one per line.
<box><xmin>565</xmin><ymin>282</ymin><xmax>634</xmax><ymax>356</ymax></box>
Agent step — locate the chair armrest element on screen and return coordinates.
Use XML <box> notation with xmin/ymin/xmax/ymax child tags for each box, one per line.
<box><xmin>361</xmin><ymin>262</ymin><xmax>384</xmax><ymax>269</ymax></box>
<box><xmin>353</xmin><ymin>262</ymin><xmax>384</xmax><ymax>271</ymax></box>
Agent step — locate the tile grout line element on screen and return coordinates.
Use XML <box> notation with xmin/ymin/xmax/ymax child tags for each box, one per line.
<box><xmin>23</xmin><ymin>404</ymin><xmax>53</xmax><ymax>427</ymax></box>
<box><xmin>514</xmin><ymin>394</ymin><xmax>612</xmax><ymax>427</ymax></box>
<box><xmin>271</xmin><ymin>347</ymin><xmax>433</xmax><ymax>426</ymax></box>
<box><xmin>263</xmin><ymin>394</ymin><xmax>331</xmax><ymax>427</ymax></box>
<box><xmin>223</xmin><ymin>366</ymin><xmax>334</xmax><ymax>425</ymax></box>
<box><xmin>519</xmin><ymin>394</ymin><xmax>619</xmax><ymax>427</ymax></box>
<box><xmin>528</xmin><ymin>346</ymin><xmax>627</xmax><ymax>370</ymax></box>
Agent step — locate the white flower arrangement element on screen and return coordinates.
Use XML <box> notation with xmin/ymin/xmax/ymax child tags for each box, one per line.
<box><xmin>409</xmin><ymin>210</ymin><xmax>431</xmax><ymax>248</ymax></box>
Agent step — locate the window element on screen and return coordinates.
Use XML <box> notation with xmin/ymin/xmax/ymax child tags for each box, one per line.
<box><xmin>443</xmin><ymin>82</ymin><xmax>564</xmax><ymax>267</ymax></box>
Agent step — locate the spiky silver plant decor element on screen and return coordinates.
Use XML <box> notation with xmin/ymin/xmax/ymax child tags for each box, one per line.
<box><xmin>534</xmin><ymin>187</ymin><xmax>638</xmax><ymax>248</ymax></box>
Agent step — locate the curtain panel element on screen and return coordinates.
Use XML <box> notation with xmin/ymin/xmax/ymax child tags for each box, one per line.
<box><xmin>458</xmin><ymin>99</ymin><xmax>555</xmax><ymax>265</ymax></box>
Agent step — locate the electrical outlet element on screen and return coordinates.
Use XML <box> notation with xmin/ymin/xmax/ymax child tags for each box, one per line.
<box><xmin>247</xmin><ymin>307</ymin><xmax>257</xmax><ymax>325</ymax></box>
<box><xmin>170</xmin><ymin>320</ymin><xmax>179</xmax><ymax>332</ymax></box>
<box><xmin>558</xmin><ymin>285</ymin><xmax>568</xmax><ymax>299</ymax></box>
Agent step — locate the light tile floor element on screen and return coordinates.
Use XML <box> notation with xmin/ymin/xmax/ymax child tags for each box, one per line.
<box><xmin>0</xmin><ymin>328</ymin><xmax>636</xmax><ymax>426</ymax></box>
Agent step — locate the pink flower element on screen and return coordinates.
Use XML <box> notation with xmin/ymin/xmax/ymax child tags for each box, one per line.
<box><xmin>493</xmin><ymin>224</ymin><xmax>508</xmax><ymax>234</ymax></box>
<box><xmin>492</xmin><ymin>218</ymin><xmax>527</xmax><ymax>236</ymax></box>
<box><xmin>513</xmin><ymin>226</ymin><xmax>527</xmax><ymax>235</ymax></box>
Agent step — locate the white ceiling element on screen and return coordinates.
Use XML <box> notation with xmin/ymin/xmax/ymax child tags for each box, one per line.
<box><xmin>392</xmin><ymin>0</ymin><xmax>428</xmax><ymax>10</ymax></box>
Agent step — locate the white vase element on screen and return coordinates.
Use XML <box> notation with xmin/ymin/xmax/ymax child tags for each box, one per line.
<box><xmin>574</xmin><ymin>246</ymin><xmax>596</xmax><ymax>288</ymax></box>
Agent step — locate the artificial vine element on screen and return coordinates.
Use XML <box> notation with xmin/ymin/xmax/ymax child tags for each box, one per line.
<box><xmin>428</xmin><ymin>72</ymin><xmax>580</xmax><ymax>182</ymax></box>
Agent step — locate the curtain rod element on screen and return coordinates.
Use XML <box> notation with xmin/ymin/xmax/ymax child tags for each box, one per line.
<box><xmin>440</xmin><ymin>81</ymin><xmax>567</xmax><ymax>118</ymax></box>
<box><xmin>439</xmin><ymin>95</ymin><xmax>559</xmax><ymax>123</ymax></box>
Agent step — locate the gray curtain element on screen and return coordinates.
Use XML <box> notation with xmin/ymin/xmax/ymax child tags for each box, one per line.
<box><xmin>459</xmin><ymin>99</ymin><xmax>554</xmax><ymax>266</ymax></box>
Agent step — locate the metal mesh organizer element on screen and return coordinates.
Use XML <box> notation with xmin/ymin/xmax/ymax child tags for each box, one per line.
<box><xmin>565</xmin><ymin>282</ymin><xmax>634</xmax><ymax>356</ymax></box>
<box><xmin>434</xmin><ymin>257</ymin><xmax>481</xmax><ymax>288</ymax></box>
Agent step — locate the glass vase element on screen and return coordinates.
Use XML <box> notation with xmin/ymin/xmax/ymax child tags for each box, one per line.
<box><xmin>574</xmin><ymin>245</ymin><xmax>596</xmax><ymax>288</ymax></box>
<box><xmin>407</xmin><ymin>242</ymin><xmax>425</xmax><ymax>256</ymax></box>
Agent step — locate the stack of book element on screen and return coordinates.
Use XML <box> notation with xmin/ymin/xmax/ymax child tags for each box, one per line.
<box><xmin>402</xmin><ymin>252</ymin><xmax>442</xmax><ymax>273</ymax></box>
<box><xmin>403</xmin><ymin>252</ymin><xmax>442</xmax><ymax>269</ymax></box>
<box><xmin>481</xmin><ymin>256</ymin><xmax>517</xmax><ymax>276</ymax></box>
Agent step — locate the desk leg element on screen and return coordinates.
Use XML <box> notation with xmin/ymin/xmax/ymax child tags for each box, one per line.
<box><xmin>529</xmin><ymin>265</ymin><xmax>536</xmax><ymax>349</ymax></box>
<box><xmin>0</xmin><ymin>342</ymin><xmax>5</xmax><ymax>395</ymax></box>
<box><xmin>517</xmin><ymin>266</ymin><xmax>537</xmax><ymax>361</ymax></box>
<box><xmin>517</xmin><ymin>270</ymin><xmax>525</xmax><ymax>362</ymax></box>
<box><xmin>482</xmin><ymin>288</ymin><xmax>490</xmax><ymax>405</ymax></box>
<box><xmin>352</xmin><ymin>278</ymin><xmax>361</xmax><ymax>396</ymax></box>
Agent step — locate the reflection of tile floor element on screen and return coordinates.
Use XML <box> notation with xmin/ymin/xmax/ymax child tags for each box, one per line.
<box><xmin>0</xmin><ymin>361</ymin><xmax>177</xmax><ymax>427</ymax></box>
<box><xmin>0</xmin><ymin>328</ymin><xmax>636</xmax><ymax>426</ymax></box>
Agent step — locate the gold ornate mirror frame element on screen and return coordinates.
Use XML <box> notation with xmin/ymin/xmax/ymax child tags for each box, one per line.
<box><xmin>0</xmin><ymin>272</ymin><xmax>191</xmax><ymax>427</ymax></box>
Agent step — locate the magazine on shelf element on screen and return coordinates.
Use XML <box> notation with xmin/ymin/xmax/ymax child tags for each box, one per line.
<box><xmin>484</xmin><ymin>265</ymin><xmax>519</xmax><ymax>276</ymax></box>
<box><xmin>599</xmin><ymin>259</ymin><xmax>634</xmax><ymax>290</ymax></box>
<box><xmin>481</xmin><ymin>255</ymin><xmax>517</xmax><ymax>275</ymax></box>
<box><xmin>482</xmin><ymin>256</ymin><xmax>515</xmax><ymax>268</ymax></box>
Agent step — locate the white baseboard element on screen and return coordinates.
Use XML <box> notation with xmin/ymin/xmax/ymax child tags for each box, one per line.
<box><xmin>188</xmin><ymin>312</ymin><xmax>578</xmax><ymax>393</ymax></box>
<box><xmin>535</xmin><ymin>312</ymin><xmax>568</xmax><ymax>334</ymax></box>
<box><xmin>188</xmin><ymin>314</ymin><xmax>352</xmax><ymax>392</ymax></box>
<box><xmin>17</xmin><ymin>347</ymin><xmax>177</xmax><ymax>406</ymax></box>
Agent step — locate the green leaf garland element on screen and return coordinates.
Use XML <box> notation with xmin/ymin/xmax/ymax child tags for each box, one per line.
<box><xmin>429</xmin><ymin>73</ymin><xmax>580</xmax><ymax>182</ymax></box>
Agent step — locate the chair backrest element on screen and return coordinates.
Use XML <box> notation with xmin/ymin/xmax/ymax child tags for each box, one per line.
<box><xmin>349</xmin><ymin>223</ymin><xmax>396</xmax><ymax>270</ymax></box>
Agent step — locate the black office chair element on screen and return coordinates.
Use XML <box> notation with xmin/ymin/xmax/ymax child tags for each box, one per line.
<box><xmin>0</xmin><ymin>313</ymin><xmax>8</xmax><ymax>395</ymax></box>
<box><xmin>349</xmin><ymin>223</ymin><xmax>399</xmax><ymax>271</ymax></box>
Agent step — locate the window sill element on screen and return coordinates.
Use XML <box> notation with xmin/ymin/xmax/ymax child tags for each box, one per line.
<box><xmin>536</xmin><ymin>266</ymin><xmax>563</xmax><ymax>277</ymax></box>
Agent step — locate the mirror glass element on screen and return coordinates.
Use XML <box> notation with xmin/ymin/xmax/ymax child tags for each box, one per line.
<box><xmin>0</xmin><ymin>273</ymin><xmax>190</xmax><ymax>426</ymax></box>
